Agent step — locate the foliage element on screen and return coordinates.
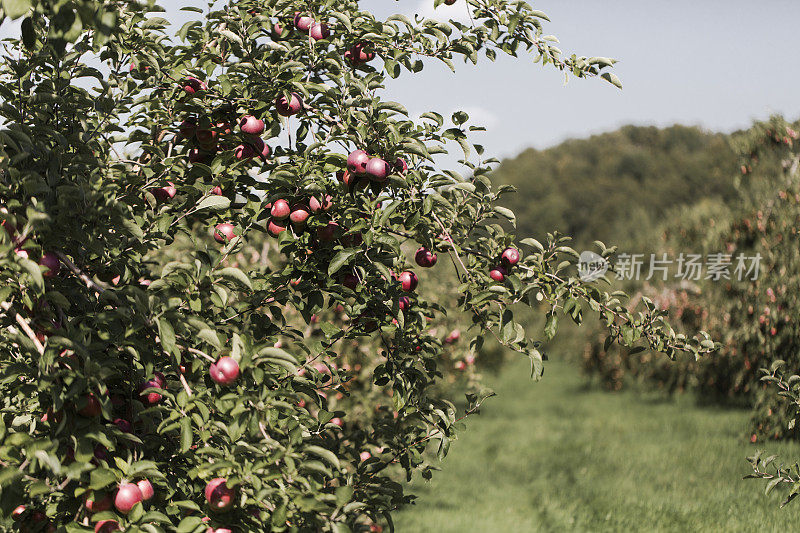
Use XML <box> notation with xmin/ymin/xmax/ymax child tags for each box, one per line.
<box><xmin>0</xmin><ymin>1</ymin><xmax>712</xmax><ymax>531</ymax></box>
<box><xmin>492</xmin><ymin>124</ymin><xmax>737</xmax><ymax>249</ymax></box>
<box><xmin>581</xmin><ymin>116</ymin><xmax>800</xmax><ymax>442</ymax></box>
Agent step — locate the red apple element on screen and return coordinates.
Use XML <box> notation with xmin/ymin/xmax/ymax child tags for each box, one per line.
<box><xmin>179</xmin><ymin>118</ymin><xmax>197</xmax><ymax>138</ymax></box>
<box><xmin>234</xmin><ymin>143</ymin><xmax>255</xmax><ymax>160</ymax></box>
<box><xmin>365</xmin><ymin>157</ymin><xmax>390</xmax><ymax>181</ymax></box>
<box><xmin>415</xmin><ymin>247</ymin><xmax>437</xmax><ymax>267</ymax></box>
<box><xmin>347</xmin><ymin>150</ymin><xmax>370</xmax><ymax>175</ymax></box>
<box><xmin>445</xmin><ymin>329</ymin><xmax>461</xmax><ymax>344</ymax></box>
<box><xmin>360</xmin><ymin>451</ymin><xmax>372</xmax><ymax>462</ymax></box>
<box><xmin>398</xmin><ymin>271</ymin><xmax>418</xmax><ymax>292</ymax></box>
<box><xmin>239</xmin><ymin>115</ymin><xmax>265</xmax><ymax>135</ymax></box>
<box><xmin>214</xmin><ymin>223</ymin><xmax>236</xmax><ymax>243</ymax></box>
<box><xmin>154</xmin><ymin>181</ymin><xmax>177</xmax><ymax>202</ymax></box>
<box><xmin>78</xmin><ymin>393</ymin><xmax>101</xmax><ymax>417</ymax></box>
<box><xmin>113</xmin><ymin>418</ymin><xmax>133</xmax><ymax>433</ymax></box>
<box><xmin>252</xmin><ymin>137</ymin><xmax>271</xmax><ymax>158</ymax></box>
<box><xmin>398</xmin><ymin>296</ymin><xmax>411</xmax><ymax>310</ymax></box>
<box><xmin>289</xmin><ymin>204</ymin><xmax>310</xmax><ymax>225</ymax></box>
<box><xmin>40</xmin><ymin>252</ymin><xmax>60</xmax><ymax>277</ymax></box>
<box><xmin>267</xmin><ymin>218</ymin><xmax>287</xmax><ymax>236</ymax></box>
<box><xmin>114</xmin><ymin>482</ymin><xmax>143</xmax><ymax>514</ymax></box>
<box><xmin>309</xmin><ymin>195</ymin><xmax>332</xmax><ymax>213</ymax></box>
<box><xmin>95</xmin><ymin>520</ymin><xmax>121</xmax><ymax>533</ymax></box>
<box><xmin>293</xmin><ymin>12</ymin><xmax>314</xmax><ymax>32</ymax></box>
<box><xmin>205</xmin><ymin>478</ymin><xmax>235</xmax><ymax>512</ymax></box>
<box><xmin>211</xmin><ymin>186</ymin><xmax>223</xmax><ymax>195</ymax></box>
<box><xmin>501</xmin><ymin>247</ymin><xmax>521</xmax><ymax>267</ymax></box>
<box><xmin>394</xmin><ymin>157</ymin><xmax>408</xmax><ymax>174</ymax></box>
<box><xmin>86</xmin><ymin>491</ymin><xmax>113</xmax><ymax>513</ymax></box>
<box><xmin>182</xmin><ymin>77</ymin><xmax>207</xmax><ymax>95</ymax></box>
<box><xmin>137</xmin><ymin>479</ymin><xmax>154</xmax><ymax>501</ymax></box>
<box><xmin>209</xmin><ymin>357</ymin><xmax>240</xmax><ymax>386</ymax></box>
<box><xmin>444</xmin><ymin>0</ymin><xmax>457</xmax><ymax>4</ymax></box>
<box><xmin>345</xmin><ymin>41</ymin><xmax>376</xmax><ymax>65</ymax></box>
<box><xmin>309</xmin><ymin>22</ymin><xmax>330</xmax><ymax>40</ymax></box>
<box><xmin>12</xmin><ymin>505</ymin><xmax>26</xmax><ymax>521</ymax></box>
<box><xmin>276</xmin><ymin>92</ymin><xmax>302</xmax><ymax>116</ymax></box>
<box><xmin>316</xmin><ymin>221</ymin><xmax>340</xmax><ymax>242</ymax></box>
<box><xmin>138</xmin><ymin>377</ymin><xmax>163</xmax><ymax>405</ymax></box>
<box><xmin>272</xmin><ymin>22</ymin><xmax>288</xmax><ymax>39</ymax></box>
<box><xmin>271</xmin><ymin>199</ymin><xmax>291</xmax><ymax>219</ymax></box>
<box><xmin>489</xmin><ymin>265</ymin><xmax>507</xmax><ymax>282</ymax></box>
<box><xmin>455</xmin><ymin>360</ymin><xmax>466</xmax><ymax>370</ymax></box>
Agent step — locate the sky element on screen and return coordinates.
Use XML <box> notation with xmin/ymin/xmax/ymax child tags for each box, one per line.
<box><xmin>3</xmin><ymin>0</ymin><xmax>799</xmax><ymax>164</ymax></box>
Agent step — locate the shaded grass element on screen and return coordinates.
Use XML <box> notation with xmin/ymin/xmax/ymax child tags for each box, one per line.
<box><xmin>394</xmin><ymin>358</ymin><xmax>800</xmax><ymax>532</ymax></box>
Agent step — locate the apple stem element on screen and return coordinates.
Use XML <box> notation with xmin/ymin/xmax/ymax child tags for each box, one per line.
<box><xmin>0</xmin><ymin>301</ymin><xmax>45</xmax><ymax>355</ymax></box>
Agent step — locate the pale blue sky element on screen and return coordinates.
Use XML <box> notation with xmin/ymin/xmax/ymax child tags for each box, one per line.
<box><xmin>4</xmin><ymin>1</ymin><xmax>799</xmax><ymax>162</ymax></box>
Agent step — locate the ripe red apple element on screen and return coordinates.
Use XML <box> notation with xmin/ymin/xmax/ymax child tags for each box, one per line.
<box><xmin>137</xmin><ymin>479</ymin><xmax>154</xmax><ymax>501</ymax></box>
<box><xmin>365</xmin><ymin>157</ymin><xmax>390</xmax><ymax>181</ymax></box>
<box><xmin>12</xmin><ymin>505</ymin><xmax>26</xmax><ymax>521</ymax></box>
<box><xmin>213</xmin><ymin>223</ymin><xmax>236</xmax><ymax>243</ymax></box>
<box><xmin>267</xmin><ymin>218</ymin><xmax>287</xmax><ymax>236</ymax></box>
<box><xmin>95</xmin><ymin>520</ymin><xmax>121</xmax><ymax>533</ymax></box>
<box><xmin>394</xmin><ymin>157</ymin><xmax>408</xmax><ymax>174</ymax></box>
<box><xmin>40</xmin><ymin>252</ymin><xmax>60</xmax><ymax>277</ymax></box>
<box><xmin>293</xmin><ymin>12</ymin><xmax>314</xmax><ymax>32</ymax></box>
<box><xmin>205</xmin><ymin>478</ymin><xmax>235</xmax><ymax>512</ymax></box>
<box><xmin>454</xmin><ymin>360</ymin><xmax>466</xmax><ymax>370</ymax></box>
<box><xmin>179</xmin><ymin>118</ymin><xmax>197</xmax><ymax>138</ymax></box>
<box><xmin>330</xmin><ymin>417</ymin><xmax>343</xmax><ymax>427</ymax></box>
<box><xmin>501</xmin><ymin>247</ymin><xmax>521</xmax><ymax>267</ymax></box>
<box><xmin>138</xmin><ymin>377</ymin><xmax>163</xmax><ymax>405</ymax></box>
<box><xmin>209</xmin><ymin>356</ymin><xmax>240</xmax><ymax>386</ymax></box>
<box><xmin>114</xmin><ymin>482</ymin><xmax>143</xmax><ymax>514</ymax></box>
<box><xmin>445</xmin><ymin>329</ymin><xmax>461</xmax><ymax>344</ymax></box>
<box><xmin>211</xmin><ymin>186</ymin><xmax>223</xmax><ymax>195</ymax></box>
<box><xmin>252</xmin><ymin>137</ymin><xmax>271</xmax><ymax>159</ymax></box>
<box><xmin>276</xmin><ymin>92</ymin><xmax>302</xmax><ymax>116</ymax></box>
<box><xmin>234</xmin><ymin>143</ymin><xmax>255</xmax><ymax>160</ymax></box>
<box><xmin>317</xmin><ymin>221</ymin><xmax>340</xmax><ymax>242</ymax></box>
<box><xmin>345</xmin><ymin>41</ymin><xmax>376</xmax><ymax>65</ymax></box>
<box><xmin>271</xmin><ymin>199</ymin><xmax>291</xmax><ymax>219</ymax></box>
<box><xmin>196</xmin><ymin>128</ymin><xmax>217</xmax><ymax>149</ymax></box>
<box><xmin>86</xmin><ymin>491</ymin><xmax>113</xmax><ymax>513</ymax></box>
<box><xmin>78</xmin><ymin>393</ymin><xmax>101</xmax><ymax>417</ymax></box>
<box><xmin>272</xmin><ymin>22</ymin><xmax>288</xmax><ymax>39</ymax></box>
<box><xmin>309</xmin><ymin>195</ymin><xmax>332</xmax><ymax>213</ymax></box>
<box><xmin>113</xmin><ymin>418</ymin><xmax>133</xmax><ymax>433</ymax></box>
<box><xmin>415</xmin><ymin>247</ymin><xmax>437</xmax><ymax>267</ymax></box>
<box><xmin>289</xmin><ymin>204</ymin><xmax>310</xmax><ymax>225</ymax></box>
<box><xmin>398</xmin><ymin>296</ymin><xmax>411</xmax><ymax>310</ymax></box>
<box><xmin>489</xmin><ymin>265</ymin><xmax>507</xmax><ymax>282</ymax></box>
<box><xmin>398</xmin><ymin>271</ymin><xmax>418</xmax><ymax>292</ymax></box>
<box><xmin>347</xmin><ymin>150</ymin><xmax>370</xmax><ymax>175</ymax></box>
<box><xmin>360</xmin><ymin>451</ymin><xmax>372</xmax><ymax>462</ymax></box>
<box><xmin>444</xmin><ymin>0</ymin><xmax>457</xmax><ymax>4</ymax></box>
<box><xmin>182</xmin><ymin>77</ymin><xmax>207</xmax><ymax>95</ymax></box>
<box><xmin>188</xmin><ymin>148</ymin><xmax>207</xmax><ymax>163</ymax></box>
<box><xmin>309</xmin><ymin>22</ymin><xmax>330</xmax><ymax>40</ymax></box>
<box><xmin>154</xmin><ymin>181</ymin><xmax>177</xmax><ymax>202</ymax></box>
<box><xmin>239</xmin><ymin>115</ymin><xmax>265</xmax><ymax>135</ymax></box>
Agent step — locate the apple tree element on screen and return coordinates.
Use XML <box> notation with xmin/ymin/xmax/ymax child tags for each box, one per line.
<box><xmin>0</xmin><ymin>0</ymin><xmax>715</xmax><ymax>531</ymax></box>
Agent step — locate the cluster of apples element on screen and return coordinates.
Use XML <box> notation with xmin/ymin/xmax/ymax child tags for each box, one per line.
<box><xmin>343</xmin><ymin>149</ymin><xmax>407</xmax><ymax>191</ymax></box>
<box><xmin>489</xmin><ymin>247</ymin><xmax>521</xmax><ymax>282</ymax></box>
<box><xmin>178</xmin><ymin>111</ymin><xmax>273</xmax><ymax>166</ymax></box>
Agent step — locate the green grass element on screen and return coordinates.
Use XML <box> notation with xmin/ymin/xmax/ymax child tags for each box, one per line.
<box><xmin>394</xmin><ymin>358</ymin><xmax>800</xmax><ymax>532</ymax></box>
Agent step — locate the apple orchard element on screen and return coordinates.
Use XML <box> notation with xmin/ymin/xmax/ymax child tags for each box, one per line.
<box><xmin>0</xmin><ymin>1</ymin><xmax>716</xmax><ymax>531</ymax></box>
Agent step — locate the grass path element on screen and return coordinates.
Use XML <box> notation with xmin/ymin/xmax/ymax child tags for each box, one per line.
<box><xmin>394</xmin><ymin>359</ymin><xmax>800</xmax><ymax>532</ymax></box>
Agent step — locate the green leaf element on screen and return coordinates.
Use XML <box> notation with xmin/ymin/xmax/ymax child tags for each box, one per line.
<box><xmin>328</xmin><ymin>249</ymin><xmax>357</xmax><ymax>276</ymax></box>
<box><xmin>18</xmin><ymin>257</ymin><xmax>44</xmax><ymax>295</ymax></box>
<box><xmin>2</xmin><ymin>0</ymin><xmax>31</xmax><ymax>19</ymax></box>
<box><xmin>157</xmin><ymin>317</ymin><xmax>176</xmax><ymax>354</ymax></box>
<box><xmin>195</xmin><ymin>195</ymin><xmax>230</xmax><ymax>212</ymax></box>
<box><xmin>217</xmin><ymin>267</ymin><xmax>252</xmax><ymax>290</ymax></box>
<box><xmin>180</xmin><ymin>417</ymin><xmax>192</xmax><ymax>453</ymax></box>
<box><xmin>90</xmin><ymin>468</ymin><xmax>117</xmax><ymax>490</ymax></box>
<box><xmin>305</xmin><ymin>445</ymin><xmax>341</xmax><ymax>471</ymax></box>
